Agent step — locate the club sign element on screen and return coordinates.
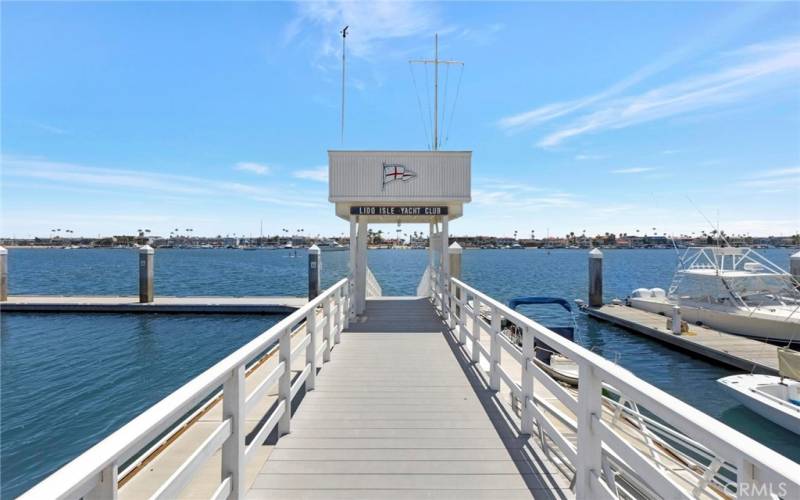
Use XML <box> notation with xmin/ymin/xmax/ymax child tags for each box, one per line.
<box><xmin>350</xmin><ymin>206</ymin><xmax>448</xmax><ymax>216</ymax></box>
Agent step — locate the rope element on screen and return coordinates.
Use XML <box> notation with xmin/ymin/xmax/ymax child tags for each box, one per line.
<box><xmin>441</xmin><ymin>64</ymin><xmax>450</xmax><ymax>147</ymax></box>
<box><xmin>444</xmin><ymin>65</ymin><xmax>464</xmax><ymax>146</ymax></box>
<box><xmin>423</xmin><ymin>64</ymin><xmax>434</xmax><ymax>149</ymax></box>
<box><xmin>408</xmin><ymin>64</ymin><xmax>431</xmax><ymax>150</ymax></box>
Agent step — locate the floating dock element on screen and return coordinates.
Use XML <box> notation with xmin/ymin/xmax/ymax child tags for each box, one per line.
<box><xmin>0</xmin><ymin>295</ymin><xmax>306</xmax><ymax>314</ymax></box>
<box><xmin>586</xmin><ymin>304</ymin><xmax>780</xmax><ymax>375</ymax></box>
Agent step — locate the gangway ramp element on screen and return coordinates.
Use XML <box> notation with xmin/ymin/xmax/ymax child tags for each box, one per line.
<box><xmin>249</xmin><ymin>297</ymin><xmax>572</xmax><ymax>499</ymax></box>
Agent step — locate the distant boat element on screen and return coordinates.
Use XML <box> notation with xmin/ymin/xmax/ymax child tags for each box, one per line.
<box><xmin>718</xmin><ymin>348</ymin><xmax>800</xmax><ymax>435</ymax></box>
<box><xmin>629</xmin><ymin>247</ymin><xmax>800</xmax><ymax>344</ymax></box>
<box><xmin>316</xmin><ymin>240</ymin><xmax>347</xmax><ymax>252</ymax></box>
<box><xmin>283</xmin><ymin>242</ymin><xmax>294</xmax><ymax>249</ymax></box>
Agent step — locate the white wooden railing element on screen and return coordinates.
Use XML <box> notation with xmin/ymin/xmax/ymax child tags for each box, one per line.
<box><xmin>435</xmin><ymin>276</ymin><xmax>800</xmax><ymax>499</ymax></box>
<box><xmin>366</xmin><ymin>266</ymin><xmax>382</xmax><ymax>297</ymax></box>
<box><xmin>21</xmin><ymin>278</ymin><xmax>351</xmax><ymax>500</ymax></box>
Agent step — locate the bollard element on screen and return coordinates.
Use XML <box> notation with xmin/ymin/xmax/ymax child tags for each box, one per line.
<box><xmin>138</xmin><ymin>245</ymin><xmax>154</xmax><ymax>303</ymax></box>
<box><xmin>671</xmin><ymin>305</ymin><xmax>682</xmax><ymax>335</ymax></box>
<box><xmin>791</xmin><ymin>251</ymin><xmax>800</xmax><ymax>289</ymax></box>
<box><xmin>0</xmin><ymin>246</ymin><xmax>7</xmax><ymax>302</ymax></box>
<box><xmin>308</xmin><ymin>244</ymin><xmax>321</xmax><ymax>300</ymax></box>
<box><xmin>588</xmin><ymin>248</ymin><xmax>603</xmax><ymax>307</ymax></box>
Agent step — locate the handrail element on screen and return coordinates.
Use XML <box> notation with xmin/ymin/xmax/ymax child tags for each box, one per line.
<box><xmin>366</xmin><ymin>266</ymin><xmax>382</xmax><ymax>297</ymax></box>
<box><xmin>21</xmin><ymin>278</ymin><xmax>351</xmax><ymax>500</ymax></box>
<box><xmin>438</xmin><ymin>276</ymin><xmax>800</xmax><ymax>499</ymax></box>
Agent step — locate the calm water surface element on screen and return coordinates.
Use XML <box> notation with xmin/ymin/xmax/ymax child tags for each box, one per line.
<box><xmin>2</xmin><ymin>247</ymin><xmax>798</xmax><ymax>497</ymax></box>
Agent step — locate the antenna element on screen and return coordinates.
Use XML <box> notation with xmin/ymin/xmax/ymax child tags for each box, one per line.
<box><xmin>340</xmin><ymin>25</ymin><xmax>349</xmax><ymax>145</ymax></box>
<box><xmin>410</xmin><ymin>34</ymin><xmax>463</xmax><ymax>150</ymax></box>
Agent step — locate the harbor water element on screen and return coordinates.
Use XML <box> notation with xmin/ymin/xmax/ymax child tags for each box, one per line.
<box><xmin>1</xmin><ymin>247</ymin><xmax>798</xmax><ymax>498</ymax></box>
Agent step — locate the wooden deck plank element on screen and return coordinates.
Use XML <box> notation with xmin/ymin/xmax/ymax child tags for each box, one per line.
<box><xmin>249</xmin><ymin>297</ymin><xmax>573</xmax><ymax>500</ymax></box>
<box><xmin>587</xmin><ymin>304</ymin><xmax>779</xmax><ymax>374</ymax></box>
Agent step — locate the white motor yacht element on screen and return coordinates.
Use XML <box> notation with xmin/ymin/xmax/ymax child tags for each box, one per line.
<box><xmin>316</xmin><ymin>239</ymin><xmax>347</xmax><ymax>251</ymax></box>
<box><xmin>719</xmin><ymin>348</ymin><xmax>800</xmax><ymax>435</ymax></box>
<box><xmin>629</xmin><ymin>247</ymin><xmax>800</xmax><ymax>344</ymax></box>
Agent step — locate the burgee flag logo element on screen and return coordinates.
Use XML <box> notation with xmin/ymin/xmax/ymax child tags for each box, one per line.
<box><xmin>382</xmin><ymin>163</ymin><xmax>417</xmax><ymax>190</ymax></box>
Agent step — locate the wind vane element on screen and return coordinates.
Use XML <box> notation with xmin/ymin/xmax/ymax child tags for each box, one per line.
<box><xmin>409</xmin><ymin>34</ymin><xmax>464</xmax><ymax>151</ymax></box>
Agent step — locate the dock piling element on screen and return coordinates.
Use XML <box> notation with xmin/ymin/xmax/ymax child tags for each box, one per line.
<box><xmin>138</xmin><ymin>245</ymin><xmax>154</xmax><ymax>303</ymax></box>
<box><xmin>671</xmin><ymin>305</ymin><xmax>682</xmax><ymax>335</ymax></box>
<box><xmin>588</xmin><ymin>248</ymin><xmax>603</xmax><ymax>307</ymax></box>
<box><xmin>0</xmin><ymin>246</ymin><xmax>7</xmax><ymax>302</ymax></box>
<box><xmin>308</xmin><ymin>244</ymin><xmax>321</xmax><ymax>300</ymax></box>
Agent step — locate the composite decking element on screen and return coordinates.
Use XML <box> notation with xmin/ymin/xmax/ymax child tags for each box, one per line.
<box><xmin>248</xmin><ymin>297</ymin><xmax>573</xmax><ymax>499</ymax></box>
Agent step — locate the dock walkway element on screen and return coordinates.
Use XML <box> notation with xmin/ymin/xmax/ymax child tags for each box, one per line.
<box><xmin>1</xmin><ymin>295</ymin><xmax>305</xmax><ymax>314</ymax></box>
<box><xmin>248</xmin><ymin>297</ymin><xmax>572</xmax><ymax>499</ymax></box>
<box><xmin>587</xmin><ymin>304</ymin><xmax>780</xmax><ymax>374</ymax></box>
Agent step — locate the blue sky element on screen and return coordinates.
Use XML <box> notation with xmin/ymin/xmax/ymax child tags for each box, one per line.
<box><xmin>2</xmin><ymin>1</ymin><xmax>799</xmax><ymax>239</ymax></box>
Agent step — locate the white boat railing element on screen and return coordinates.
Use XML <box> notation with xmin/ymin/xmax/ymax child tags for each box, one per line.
<box><xmin>436</xmin><ymin>276</ymin><xmax>800</xmax><ymax>499</ymax></box>
<box><xmin>20</xmin><ymin>278</ymin><xmax>351</xmax><ymax>500</ymax></box>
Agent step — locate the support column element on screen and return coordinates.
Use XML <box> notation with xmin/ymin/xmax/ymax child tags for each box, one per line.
<box><xmin>355</xmin><ymin>218</ymin><xmax>368</xmax><ymax>315</ymax></box>
<box><xmin>139</xmin><ymin>245</ymin><xmax>154</xmax><ymax>303</ymax></box>
<box><xmin>439</xmin><ymin>215</ymin><xmax>450</xmax><ymax>318</ymax></box>
<box><xmin>448</xmin><ymin>242</ymin><xmax>462</xmax><ymax>280</ymax></box>
<box><xmin>348</xmin><ymin>215</ymin><xmax>357</xmax><ymax>316</ymax></box>
<box><xmin>588</xmin><ymin>248</ymin><xmax>603</xmax><ymax>308</ymax></box>
<box><xmin>0</xmin><ymin>246</ymin><xmax>7</xmax><ymax>302</ymax></box>
<box><xmin>308</xmin><ymin>244</ymin><xmax>321</xmax><ymax>300</ymax></box>
<box><xmin>427</xmin><ymin>221</ymin><xmax>435</xmax><ymax>297</ymax></box>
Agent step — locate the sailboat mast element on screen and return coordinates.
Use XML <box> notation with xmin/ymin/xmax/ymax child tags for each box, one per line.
<box><xmin>434</xmin><ymin>33</ymin><xmax>438</xmax><ymax>151</ymax></box>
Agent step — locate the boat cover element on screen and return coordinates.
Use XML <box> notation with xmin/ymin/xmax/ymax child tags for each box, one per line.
<box><xmin>778</xmin><ymin>347</ymin><xmax>800</xmax><ymax>381</ymax></box>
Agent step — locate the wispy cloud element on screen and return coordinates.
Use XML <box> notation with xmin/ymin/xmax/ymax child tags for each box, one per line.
<box><xmin>2</xmin><ymin>156</ymin><xmax>323</xmax><ymax>208</ymax></box>
<box><xmin>533</xmin><ymin>37</ymin><xmax>800</xmax><ymax>147</ymax></box>
<box><xmin>31</xmin><ymin>122</ymin><xmax>68</xmax><ymax>135</ymax></box>
<box><xmin>497</xmin><ymin>29</ymin><xmax>800</xmax><ymax>149</ymax></box>
<box><xmin>575</xmin><ymin>154</ymin><xmax>606</xmax><ymax>161</ymax></box>
<box><xmin>611</xmin><ymin>167</ymin><xmax>658</xmax><ymax>175</ymax></box>
<box><xmin>735</xmin><ymin>166</ymin><xmax>800</xmax><ymax>192</ymax></box>
<box><xmin>293</xmin><ymin>166</ymin><xmax>328</xmax><ymax>183</ymax></box>
<box><xmin>472</xmin><ymin>176</ymin><xmax>580</xmax><ymax>210</ymax></box>
<box><xmin>234</xmin><ymin>162</ymin><xmax>271</xmax><ymax>175</ymax></box>
<box><xmin>289</xmin><ymin>1</ymin><xmax>440</xmax><ymax>62</ymax></box>
<box><xmin>750</xmin><ymin>166</ymin><xmax>800</xmax><ymax>178</ymax></box>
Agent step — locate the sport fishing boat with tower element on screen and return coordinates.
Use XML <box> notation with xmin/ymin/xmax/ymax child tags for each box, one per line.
<box><xmin>628</xmin><ymin>246</ymin><xmax>800</xmax><ymax>344</ymax></box>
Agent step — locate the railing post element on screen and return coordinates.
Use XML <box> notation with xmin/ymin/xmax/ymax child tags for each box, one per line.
<box><xmin>84</xmin><ymin>463</ymin><xmax>118</xmax><ymax>500</ymax></box>
<box><xmin>337</xmin><ymin>287</ymin><xmax>345</xmax><ymax>342</ymax></box>
<box><xmin>221</xmin><ymin>364</ymin><xmax>245</xmax><ymax>499</ymax></box>
<box><xmin>323</xmin><ymin>297</ymin><xmax>332</xmax><ymax>362</ymax></box>
<box><xmin>521</xmin><ymin>326</ymin><xmax>534</xmax><ymax>435</ymax></box>
<box><xmin>306</xmin><ymin>309</ymin><xmax>317</xmax><ymax>390</ymax></box>
<box><xmin>458</xmin><ymin>292</ymin><xmax>467</xmax><ymax>346</ymax></box>
<box><xmin>471</xmin><ymin>295</ymin><xmax>481</xmax><ymax>363</ymax></box>
<box><xmin>278</xmin><ymin>328</ymin><xmax>292</xmax><ymax>436</ymax></box>
<box><xmin>576</xmin><ymin>362</ymin><xmax>603</xmax><ymax>497</ymax></box>
<box><xmin>333</xmin><ymin>288</ymin><xmax>345</xmax><ymax>344</ymax></box>
<box><xmin>489</xmin><ymin>305</ymin><xmax>501</xmax><ymax>391</ymax></box>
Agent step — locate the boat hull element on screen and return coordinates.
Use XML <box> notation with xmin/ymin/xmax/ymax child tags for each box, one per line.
<box><xmin>718</xmin><ymin>374</ymin><xmax>800</xmax><ymax>435</ymax></box>
<box><xmin>630</xmin><ymin>297</ymin><xmax>799</xmax><ymax>344</ymax></box>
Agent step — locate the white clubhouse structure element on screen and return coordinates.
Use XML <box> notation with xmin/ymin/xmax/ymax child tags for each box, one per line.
<box><xmin>329</xmin><ymin>150</ymin><xmax>471</xmax><ymax>315</ymax></box>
